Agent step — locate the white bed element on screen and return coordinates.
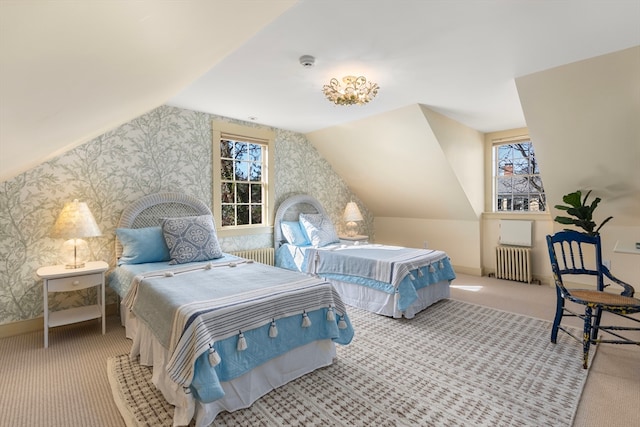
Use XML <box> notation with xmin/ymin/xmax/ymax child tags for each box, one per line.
<box><xmin>274</xmin><ymin>194</ymin><xmax>456</xmax><ymax>319</ymax></box>
<box><xmin>108</xmin><ymin>192</ymin><xmax>353</xmax><ymax>427</ymax></box>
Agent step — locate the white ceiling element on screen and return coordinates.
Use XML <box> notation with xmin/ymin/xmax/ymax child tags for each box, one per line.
<box><xmin>1</xmin><ymin>0</ymin><xmax>639</xmax><ymax>182</ymax></box>
<box><xmin>169</xmin><ymin>0</ymin><xmax>640</xmax><ymax>133</ymax></box>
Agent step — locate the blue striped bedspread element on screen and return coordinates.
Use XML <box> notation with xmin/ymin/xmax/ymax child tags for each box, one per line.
<box><xmin>120</xmin><ymin>259</ymin><xmax>354</xmax><ymax>403</ymax></box>
<box><xmin>276</xmin><ymin>243</ymin><xmax>456</xmax><ymax>311</ymax></box>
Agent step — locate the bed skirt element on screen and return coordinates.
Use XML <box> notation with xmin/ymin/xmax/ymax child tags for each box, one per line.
<box><xmin>120</xmin><ymin>309</ymin><xmax>336</xmax><ymax>427</ymax></box>
<box><xmin>329</xmin><ymin>278</ymin><xmax>451</xmax><ymax>318</ymax></box>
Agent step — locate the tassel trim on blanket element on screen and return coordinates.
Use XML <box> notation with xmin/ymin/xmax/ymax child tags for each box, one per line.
<box><xmin>338</xmin><ymin>315</ymin><xmax>347</xmax><ymax>329</ymax></box>
<box><xmin>208</xmin><ymin>345</ymin><xmax>221</xmax><ymax>366</ymax></box>
<box><xmin>269</xmin><ymin>320</ymin><xmax>278</xmax><ymax>338</ymax></box>
<box><xmin>301</xmin><ymin>311</ymin><xmax>312</xmax><ymax>328</ymax></box>
<box><xmin>326</xmin><ymin>305</ymin><xmax>335</xmax><ymax>321</ymax></box>
<box><xmin>237</xmin><ymin>331</ymin><xmax>247</xmax><ymax>351</ymax></box>
<box><xmin>208</xmin><ymin>307</ymin><xmax>349</xmax><ymax>372</ymax></box>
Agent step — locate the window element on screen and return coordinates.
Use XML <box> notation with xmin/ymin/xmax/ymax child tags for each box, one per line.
<box><xmin>212</xmin><ymin>121</ymin><xmax>274</xmax><ymax>236</ymax></box>
<box><xmin>493</xmin><ymin>138</ymin><xmax>546</xmax><ymax>212</ymax></box>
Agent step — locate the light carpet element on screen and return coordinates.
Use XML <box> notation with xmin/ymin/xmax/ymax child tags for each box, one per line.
<box><xmin>107</xmin><ymin>299</ymin><xmax>593</xmax><ymax>426</ymax></box>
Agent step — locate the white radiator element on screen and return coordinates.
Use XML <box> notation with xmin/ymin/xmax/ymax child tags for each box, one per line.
<box><xmin>229</xmin><ymin>248</ymin><xmax>275</xmax><ymax>266</ymax></box>
<box><xmin>495</xmin><ymin>246</ymin><xmax>532</xmax><ymax>284</ymax></box>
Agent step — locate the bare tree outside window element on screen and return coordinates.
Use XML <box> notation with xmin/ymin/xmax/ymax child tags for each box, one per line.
<box><xmin>494</xmin><ymin>140</ymin><xmax>546</xmax><ymax>212</ymax></box>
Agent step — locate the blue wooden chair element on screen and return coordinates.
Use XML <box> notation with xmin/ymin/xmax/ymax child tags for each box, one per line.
<box><xmin>546</xmin><ymin>230</ymin><xmax>640</xmax><ymax>368</ymax></box>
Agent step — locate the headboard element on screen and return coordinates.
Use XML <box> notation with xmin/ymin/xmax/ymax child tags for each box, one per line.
<box><xmin>115</xmin><ymin>192</ymin><xmax>212</xmax><ymax>261</ymax></box>
<box><xmin>273</xmin><ymin>194</ymin><xmax>330</xmax><ymax>251</ymax></box>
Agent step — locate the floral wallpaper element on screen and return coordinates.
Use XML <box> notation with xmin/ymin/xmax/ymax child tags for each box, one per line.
<box><xmin>0</xmin><ymin>105</ymin><xmax>371</xmax><ymax>326</ymax></box>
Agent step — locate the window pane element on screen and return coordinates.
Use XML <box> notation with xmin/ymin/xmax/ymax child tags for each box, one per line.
<box><xmin>237</xmin><ymin>183</ymin><xmax>249</xmax><ymax>203</ymax></box>
<box><xmin>496</xmin><ymin>175</ymin><xmax>513</xmax><ymax>195</ymax></box>
<box><xmin>251</xmin><ymin>184</ymin><xmax>262</xmax><ymax>203</ymax></box>
<box><xmin>251</xmin><ymin>205</ymin><xmax>262</xmax><ymax>225</ymax></box>
<box><xmin>237</xmin><ymin>205</ymin><xmax>249</xmax><ymax>225</ymax></box>
<box><xmin>221</xmin><ymin>159</ymin><xmax>234</xmax><ymax>180</ymax></box>
<box><xmin>249</xmin><ymin>144</ymin><xmax>262</xmax><ymax>162</ymax></box>
<box><xmin>221</xmin><ymin>182</ymin><xmax>234</xmax><ymax>203</ymax></box>
<box><xmin>512</xmin><ymin>176</ymin><xmax>530</xmax><ymax>194</ymax></box>
<box><xmin>249</xmin><ymin>163</ymin><xmax>262</xmax><ymax>182</ymax></box>
<box><xmin>235</xmin><ymin>142</ymin><xmax>248</xmax><ymax>161</ymax></box>
<box><xmin>513</xmin><ymin>158</ymin><xmax>528</xmax><ymax>174</ymax></box>
<box><xmin>222</xmin><ymin>205</ymin><xmax>235</xmax><ymax>226</ymax></box>
<box><xmin>220</xmin><ymin>140</ymin><xmax>234</xmax><ymax>158</ymax></box>
<box><xmin>234</xmin><ymin>161</ymin><xmax>248</xmax><ymax>181</ymax></box>
<box><xmin>513</xmin><ymin>197</ymin><xmax>527</xmax><ymax>211</ymax></box>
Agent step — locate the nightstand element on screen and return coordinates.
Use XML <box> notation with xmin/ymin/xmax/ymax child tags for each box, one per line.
<box><xmin>339</xmin><ymin>235</ymin><xmax>369</xmax><ymax>245</ymax></box>
<box><xmin>37</xmin><ymin>260</ymin><xmax>108</xmax><ymax>348</ymax></box>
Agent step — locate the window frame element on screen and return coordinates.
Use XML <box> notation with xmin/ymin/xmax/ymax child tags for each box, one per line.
<box><xmin>212</xmin><ymin>120</ymin><xmax>275</xmax><ymax>238</ymax></box>
<box><xmin>491</xmin><ymin>135</ymin><xmax>546</xmax><ymax>214</ymax></box>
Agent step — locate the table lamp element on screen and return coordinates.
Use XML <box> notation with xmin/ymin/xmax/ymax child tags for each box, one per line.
<box><xmin>343</xmin><ymin>201</ymin><xmax>363</xmax><ymax>237</ymax></box>
<box><xmin>51</xmin><ymin>199</ymin><xmax>102</xmax><ymax>268</ymax></box>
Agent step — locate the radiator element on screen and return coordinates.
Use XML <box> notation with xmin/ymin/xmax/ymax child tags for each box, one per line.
<box><xmin>495</xmin><ymin>246</ymin><xmax>532</xmax><ymax>284</ymax></box>
<box><xmin>229</xmin><ymin>248</ymin><xmax>275</xmax><ymax>266</ymax></box>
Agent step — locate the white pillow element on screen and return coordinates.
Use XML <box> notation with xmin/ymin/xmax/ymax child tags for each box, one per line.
<box><xmin>281</xmin><ymin>221</ymin><xmax>311</xmax><ymax>246</ymax></box>
<box><xmin>299</xmin><ymin>213</ymin><xmax>339</xmax><ymax>247</ymax></box>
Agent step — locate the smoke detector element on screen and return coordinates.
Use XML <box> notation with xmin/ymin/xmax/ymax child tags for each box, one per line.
<box><xmin>299</xmin><ymin>55</ymin><xmax>315</xmax><ymax>68</ymax></box>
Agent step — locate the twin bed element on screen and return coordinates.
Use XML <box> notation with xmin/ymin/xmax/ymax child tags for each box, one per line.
<box><xmin>108</xmin><ymin>192</ymin><xmax>455</xmax><ymax>426</ymax></box>
<box><xmin>108</xmin><ymin>193</ymin><xmax>353</xmax><ymax>427</ymax></box>
<box><xmin>274</xmin><ymin>194</ymin><xmax>456</xmax><ymax>319</ymax></box>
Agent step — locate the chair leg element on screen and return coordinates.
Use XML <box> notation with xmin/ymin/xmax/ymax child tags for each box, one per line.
<box><xmin>591</xmin><ymin>306</ymin><xmax>602</xmax><ymax>341</ymax></box>
<box><xmin>582</xmin><ymin>306</ymin><xmax>593</xmax><ymax>369</ymax></box>
<box><xmin>551</xmin><ymin>290</ymin><xmax>564</xmax><ymax>344</ymax></box>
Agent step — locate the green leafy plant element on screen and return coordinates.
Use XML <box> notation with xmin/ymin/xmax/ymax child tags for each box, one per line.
<box><xmin>554</xmin><ymin>190</ymin><xmax>613</xmax><ymax>236</ymax></box>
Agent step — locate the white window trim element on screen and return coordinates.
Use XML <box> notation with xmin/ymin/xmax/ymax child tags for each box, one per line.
<box><xmin>212</xmin><ymin>120</ymin><xmax>275</xmax><ymax>238</ymax></box>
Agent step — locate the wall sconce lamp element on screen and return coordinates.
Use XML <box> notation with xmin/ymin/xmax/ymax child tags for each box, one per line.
<box><xmin>51</xmin><ymin>199</ymin><xmax>102</xmax><ymax>269</ymax></box>
<box><xmin>343</xmin><ymin>201</ymin><xmax>364</xmax><ymax>237</ymax></box>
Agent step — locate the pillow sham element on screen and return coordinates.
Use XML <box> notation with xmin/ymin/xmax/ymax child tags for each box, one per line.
<box><xmin>299</xmin><ymin>213</ymin><xmax>339</xmax><ymax>247</ymax></box>
<box><xmin>281</xmin><ymin>220</ymin><xmax>310</xmax><ymax>246</ymax></box>
<box><xmin>115</xmin><ymin>226</ymin><xmax>171</xmax><ymax>265</ymax></box>
<box><xmin>160</xmin><ymin>214</ymin><xmax>223</xmax><ymax>265</ymax></box>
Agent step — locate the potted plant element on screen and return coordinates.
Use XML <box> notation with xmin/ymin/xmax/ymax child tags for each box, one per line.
<box><xmin>554</xmin><ymin>190</ymin><xmax>613</xmax><ymax>236</ymax></box>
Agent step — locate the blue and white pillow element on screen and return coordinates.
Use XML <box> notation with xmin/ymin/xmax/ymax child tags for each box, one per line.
<box><xmin>281</xmin><ymin>220</ymin><xmax>311</xmax><ymax>246</ymax></box>
<box><xmin>299</xmin><ymin>213</ymin><xmax>339</xmax><ymax>247</ymax></box>
<box><xmin>116</xmin><ymin>226</ymin><xmax>171</xmax><ymax>265</ymax></box>
<box><xmin>160</xmin><ymin>215</ymin><xmax>223</xmax><ymax>265</ymax></box>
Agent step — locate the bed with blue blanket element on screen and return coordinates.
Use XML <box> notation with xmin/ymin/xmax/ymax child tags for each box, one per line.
<box><xmin>275</xmin><ymin>194</ymin><xmax>456</xmax><ymax>319</ymax></box>
<box><xmin>108</xmin><ymin>192</ymin><xmax>353</xmax><ymax>427</ymax></box>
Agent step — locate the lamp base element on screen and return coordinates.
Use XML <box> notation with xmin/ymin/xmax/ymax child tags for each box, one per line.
<box><xmin>61</xmin><ymin>238</ymin><xmax>89</xmax><ymax>269</ymax></box>
<box><xmin>346</xmin><ymin>221</ymin><xmax>358</xmax><ymax>237</ymax></box>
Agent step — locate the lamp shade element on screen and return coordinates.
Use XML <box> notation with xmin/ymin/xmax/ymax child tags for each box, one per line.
<box><xmin>51</xmin><ymin>199</ymin><xmax>102</xmax><ymax>239</ymax></box>
<box><xmin>343</xmin><ymin>202</ymin><xmax>363</xmax><ymax>223</ymax></box>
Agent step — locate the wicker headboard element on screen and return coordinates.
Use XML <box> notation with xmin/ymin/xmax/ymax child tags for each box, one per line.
<box><xmin>273</xmin><ymin>194</ymin><xmax>330</xmax><ymax>251</ymax></box>
<box><xmin>115</xmin><ymin>192</ymin><xmax>211</xmax><ymax>261</ymax></box>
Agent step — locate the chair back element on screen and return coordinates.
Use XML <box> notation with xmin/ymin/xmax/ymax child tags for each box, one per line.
<box><xmin>546</xmin><ymin>230</ymin><xmax>605</xmax><ymax>292</ymax></box>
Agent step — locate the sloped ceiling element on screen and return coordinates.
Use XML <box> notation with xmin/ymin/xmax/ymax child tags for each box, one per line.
<box><xmin>306</xmin><ymin>104</ymin><xmax>484</xmax><ymax>220</ymax></box>
<box><xmin>2</xmin><ymin>1</ymin><xmax>639</xmax><ymax>185</ymax></box>
<box><xmin>516</xmin><ymin>46</ymin><xmax>640</xmax><ymax>227</ymax></box>
<box><xmin>1</xmin><ymin>1</ymin><xmax>639</xmax><ymax>226</ymax></box>
<box><xmin>0</xmin><ymin>0</ymin><xmax>295</xmax><ymax>182</ymax></box>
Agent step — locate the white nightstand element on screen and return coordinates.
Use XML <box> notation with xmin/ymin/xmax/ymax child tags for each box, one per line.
<box><xmin>37</xmin><ymin>260</ymin><xmax>108</xmax><ymax>348</ymax></box>
<box><xmin>339</xmin><ymin>235</ymin><xmax>369</xmax><ymax>245</ymax></box>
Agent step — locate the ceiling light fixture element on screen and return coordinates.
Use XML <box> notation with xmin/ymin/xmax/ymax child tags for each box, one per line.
<box><xmin>322</xmin><ymin>75</ymin><xmax>379</xmax><ymax>106</ymax></box>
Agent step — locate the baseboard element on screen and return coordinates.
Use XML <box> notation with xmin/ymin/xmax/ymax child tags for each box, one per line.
<box><xmin>0</xmin><ymin>303</ymin><xmax>119</xmax><ymax>339</ymax></box>
<box><xmin>452</xmin><ymin>265</ymin><xmax>482</xmax><ymax>276</ymax></box>
<box><xmin>483</xmin><ymin>268</ymin><xmax>551</xmax><ymax>287</ymax></box>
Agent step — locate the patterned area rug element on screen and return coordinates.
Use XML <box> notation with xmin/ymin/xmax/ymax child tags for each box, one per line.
<box><xmin>107</xmin><ymin>299</ymin><xmax>593</xmax><ymax>426</ymax></box>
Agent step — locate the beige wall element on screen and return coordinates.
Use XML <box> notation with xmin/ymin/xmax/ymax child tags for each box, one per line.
<box><xmin>374</xmin><ymin>116</ymin><xmax>640</xmax><ymax>288</ymax></box>
<box><xmin>374</xmin><ymin>217</ymin><xmax>482</xmax><ymax>276</ymax></box>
